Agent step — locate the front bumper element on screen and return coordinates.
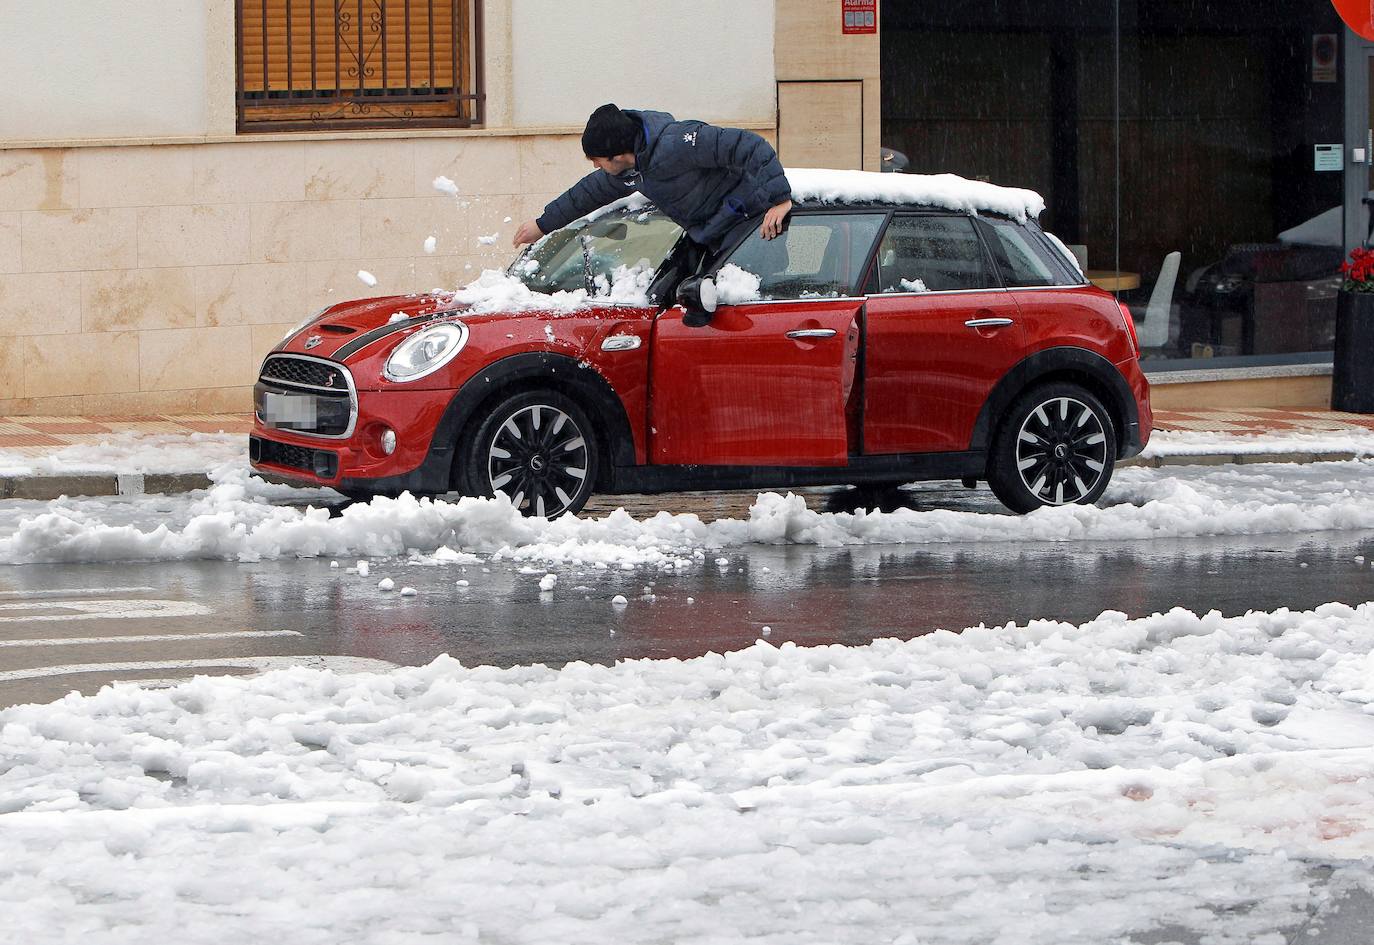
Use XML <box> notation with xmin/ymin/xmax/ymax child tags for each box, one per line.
<box><xmin>250</xmin><ymin>385</ymin><xmax>458</xmax><ymax>495</ymax></box>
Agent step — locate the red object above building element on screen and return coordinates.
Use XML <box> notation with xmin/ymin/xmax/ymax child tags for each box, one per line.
<box><xmin>1333</xmin><ymin>0</ymin><xmax>1374</xmax><ymax>40</ymax></box>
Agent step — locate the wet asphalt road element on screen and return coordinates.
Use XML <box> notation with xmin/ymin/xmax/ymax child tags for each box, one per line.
<box><xmin>1</xmin><ymin>497</ymin><xmax>1372</xmax><ymax>707</ymax></box>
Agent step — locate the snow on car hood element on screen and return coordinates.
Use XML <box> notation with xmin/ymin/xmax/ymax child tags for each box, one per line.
<box><xmin>786</xmin><ymin>167</ymin><xmax>1046</xmax><ymax>221</ymax></box>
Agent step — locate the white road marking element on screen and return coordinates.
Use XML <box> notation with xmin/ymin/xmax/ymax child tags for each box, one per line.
<box><xmin>0</xmin><ymin>630</ymin><xmax>302</xmax><ymax>648</ymax></box>
<box><xmin>0</xmin><ymin>599</ymin><xmax>212</xmax><ymax>623</ymax></box>
<box><xmin>0</xmin><ymin>655</ymin><xmax>398</xmax><ymax>684</ymax></box>
<box><xmin>0</xmin><ymin>587</ymin><xmax>157</xmax><ymax>599</ymax></box>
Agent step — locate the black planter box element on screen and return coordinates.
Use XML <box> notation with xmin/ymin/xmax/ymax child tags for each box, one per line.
<box><xmin>1333</xmin><ymin>289</ymin><xmax>1374</xmax><ymax>413</ymax></box>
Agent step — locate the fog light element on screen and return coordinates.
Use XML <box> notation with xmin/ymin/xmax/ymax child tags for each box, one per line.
<box><xmin>380</xmin><ymin>428</ymin><xmax>397</xmax><ymax>455</ymax></box>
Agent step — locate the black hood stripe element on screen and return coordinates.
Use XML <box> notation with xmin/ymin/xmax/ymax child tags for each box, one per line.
<box><xmin>332</xmin><ymin>310</ymin><xmax>462</xmax><ymax>361</ymax></box>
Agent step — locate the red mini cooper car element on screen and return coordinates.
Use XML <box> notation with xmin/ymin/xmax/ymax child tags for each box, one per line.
<box><xmin>250</xmin><ymin>173</ymin><xmax>1151</xmax><ymax>517</ymax></box>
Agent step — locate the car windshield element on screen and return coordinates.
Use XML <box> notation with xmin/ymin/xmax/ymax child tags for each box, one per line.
<box><xmin>510</xmin><ymin>207</ymin><xmax>683</xmax><ymax>296</ymax></box>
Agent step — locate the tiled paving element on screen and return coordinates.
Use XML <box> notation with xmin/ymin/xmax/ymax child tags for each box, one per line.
<box><xmin>0</xmin><ymin>414</ymin><xmax>253</xmax><ymax>457</ymax></box>
<box><xmin>1152</xmin><ymin>408</ymin><xmax>1374</xmax><ymax>433</ymax></box>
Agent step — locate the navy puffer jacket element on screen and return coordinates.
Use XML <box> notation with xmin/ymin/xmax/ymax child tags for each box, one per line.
<box><xmin>535</xmin><ymin>110</ymin><xmax>792</xmax><ymax>248</ymax></box>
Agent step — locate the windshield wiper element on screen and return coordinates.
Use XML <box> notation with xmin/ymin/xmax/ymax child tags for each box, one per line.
<box><xmin>579</xmin><ymin>234</ymin><xmax>596</xmax><ymax>295</ymax></box>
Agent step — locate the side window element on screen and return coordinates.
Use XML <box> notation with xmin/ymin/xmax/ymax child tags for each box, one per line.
<box><xmin>874</xmin><ymin>215</ymin><xmax>991</xmax><ymax>293</ymax></box>
<box><xmin>981</xmin><ymin>217</ymin><xmax>1076</xmax><ymax>287</ymax></box>
<box><xmin>722</xmin><ymin>213</ymin><xmax>886</xmax><ymax>300</ymax></box>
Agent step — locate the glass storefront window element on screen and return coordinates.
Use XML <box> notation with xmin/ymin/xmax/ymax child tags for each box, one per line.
<box><xmin>882</xmin><ymin>1</ymin><xmax>1349</xmax><ymax>364</ymax></box>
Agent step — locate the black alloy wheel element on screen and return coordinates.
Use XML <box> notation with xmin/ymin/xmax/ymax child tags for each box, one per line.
<box><xmin>458</xmin><ymin>389</ymin><xmax>598</xmax><ymax>518</ymax></box>
<box><xmin>987</xmin><ymin>383</ymin><xmax>1117</xmax><ymax>514</ymax></box>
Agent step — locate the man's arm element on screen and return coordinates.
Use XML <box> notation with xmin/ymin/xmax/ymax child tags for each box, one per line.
<box><xmin>513</xmin><ymin>170</ymin><xmax>631</xmax><ymax>246</ymax></box>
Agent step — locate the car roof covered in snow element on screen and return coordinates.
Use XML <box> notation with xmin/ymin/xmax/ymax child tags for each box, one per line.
<box><xmin>785</xmin><ymin>168</ymin><xmax>1045</xmax><ymax>222</ymax></box>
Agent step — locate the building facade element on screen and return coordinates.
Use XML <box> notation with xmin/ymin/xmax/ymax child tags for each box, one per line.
<box><xmin>883</xmin><ymin>1</ymin><xmax>1374</xmax><ymax>409</ymax></box>
<box><xmin>0</xmin><ymin>0</ymin><xmax>877</xmax><ymax>415</ymax></box>
<box><xmin>9</xmin><ymin>0</ymin><xmax>1364</xmax><ymax>417</ymax></box>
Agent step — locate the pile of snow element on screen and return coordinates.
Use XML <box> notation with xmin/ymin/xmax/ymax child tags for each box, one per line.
<box><xmin>786</xmin><ymin>167</ymin><xmax>1046</xmax><ymax>222</ymax></box>
<box><xmin>451</xmin><ymin>260</ymin><xmax>657</xmax><ymax>315</ymax></box>
<box><xmin>0</xmin><ymin>433</ymin><xmax>244</xmax><ymax>478</ymax></box>
<box><xmin>3</xmin><ymin>602</ymin><xmax>1373</xmax><ymax>942</ymax></box>
<box><xmin>2</xmin><ymin>460</ymin><xmax>1374</xmax><ymax>566</ymax></box>
<box><xmin>714</xmin><ymin>263</ymin><xmax>762</xmax><ymax>304</ymax></box>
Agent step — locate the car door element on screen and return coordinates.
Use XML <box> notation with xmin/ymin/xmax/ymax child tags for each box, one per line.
<box><xmin>650</xmin><ymin>212</ymin><xmax>885</xmax><ymax>467</ymax></box>
<box><xmin>863</xmin><ymin>213</ymin><xmax>1026</xmax><ymax>454</ymax></box>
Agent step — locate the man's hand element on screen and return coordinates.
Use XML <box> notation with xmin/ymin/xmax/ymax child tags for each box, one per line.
<box><xmin>760</xmin><ymin>199</ymin><xmax>792</xmax><ymax>241</ymax></box>
<box><xmin>513</xmin><ymin>219</ymin><xmax>544</xmax><ymax>247</ymax></box>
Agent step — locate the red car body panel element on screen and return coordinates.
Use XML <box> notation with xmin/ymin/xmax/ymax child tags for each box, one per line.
<box><xmin>250</xmin><ymin>206</ymin><xmax>1153</xmax><ymax>508</ymax></box>
<box><xmin>649</xmin><ymin>300</ymin><xmax>863</xmax><ymax>466</ymax></box>
<box><xmin>863</xmin><ymin>289</ymin><xmax>1024</xmax><ymax>454</ymax></box>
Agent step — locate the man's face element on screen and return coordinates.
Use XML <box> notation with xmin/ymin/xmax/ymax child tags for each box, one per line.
<box><xmin>589</xmin><ymin>153</ymin><xmax>636</xmax><ymax>177</ymax></box>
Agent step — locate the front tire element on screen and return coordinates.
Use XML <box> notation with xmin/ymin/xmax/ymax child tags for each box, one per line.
<box><xmin>987</xmin><ymin>383</ymin><xmax>1116</xmax><ymax>514</ymax></box>
<box><xmin>456</xmin><ymin>389</ymin><xmax>599</xmax><ymax>519</ymax></box>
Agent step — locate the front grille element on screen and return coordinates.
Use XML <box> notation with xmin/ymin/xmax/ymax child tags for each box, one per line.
<box><xmin>255</xmin><ymin>355</ymin><xmax>356</xmax><ymax>438</ymax></box>
<box><xmin>261</xmin><ymin>355</ymin><xmax>347</xmax><ymax>390</ymax></box>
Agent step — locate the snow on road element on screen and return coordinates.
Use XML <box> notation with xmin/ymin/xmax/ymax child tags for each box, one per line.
<box><xmin>0</xmin><ymin>458</ymin><xmax>1373</xmax><ymax>566</ymax></box>
<box><xmin>2</xmin><ymin>602</ymin><xmax>1373</xmax><ymax>943</ymax></box>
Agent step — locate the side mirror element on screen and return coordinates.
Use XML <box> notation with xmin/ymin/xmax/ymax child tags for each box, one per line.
<box><xmin>676</xmin><ymin>276</ymin><xmax>718</xmax><ymax>327</ymax></box>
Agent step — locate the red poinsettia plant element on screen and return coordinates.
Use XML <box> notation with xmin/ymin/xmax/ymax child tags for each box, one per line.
<box><xmin>1340</xmin><ymin>246</ymin><xmax>1374</xmax><ymax>292</ymax></box>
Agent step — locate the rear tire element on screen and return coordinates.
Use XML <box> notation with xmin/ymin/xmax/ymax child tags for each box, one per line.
<box><xmin>456</xmin><ymin>389</ymin><xmax>599</xmax><ymax>519</ymax></box>
<box><xmin>987</xmin><ymin>383</ymin><xmax>1116</xmax><ymax>514</ymax></box>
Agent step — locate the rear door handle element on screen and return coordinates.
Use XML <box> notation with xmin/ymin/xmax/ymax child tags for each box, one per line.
<box><xmin>964</xmin><ymin>317</ymin><xmax>1014</xmax><ymax>329</ymax></box>
<box><xmin>786</xmin><ymin>328</ymin><xmax>838</xmax><ymax>339</ymax></box>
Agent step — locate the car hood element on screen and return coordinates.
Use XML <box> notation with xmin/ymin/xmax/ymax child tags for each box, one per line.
<box><xmin>274</xmin><ymin>294</ymin><xmax>464</xmax><ymax>360</ymax></box>
<box><xmin>273</xmin><ymin>292</ymin><xmax>649</xmax><ymax>365</ymax></box>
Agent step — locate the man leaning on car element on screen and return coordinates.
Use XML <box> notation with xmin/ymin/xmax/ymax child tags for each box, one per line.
<box><xmin>512</xmin><ymin>103</ymin><xmax>794</xmax><ymax>251</ymax></box>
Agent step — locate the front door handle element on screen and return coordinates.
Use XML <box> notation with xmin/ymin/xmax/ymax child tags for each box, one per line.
<box><xmin>964</xmin><ymin>317</ymin><xmax>1014</xmax><ymax>329</ymax></box>
<box><xmin>786</xmin><ymin>328</ymin><xmax>838</xmax><ymax>339</ymax></box>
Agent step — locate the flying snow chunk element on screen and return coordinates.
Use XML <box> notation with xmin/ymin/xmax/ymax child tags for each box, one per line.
<box><xmin>503</xmin><ymin>216</ymin><xmax>512</xmax><ymax>223</ymax></box>
<box><xmin>539</xmin><ymin>573</ymin><xmax>557</xmax><ymax>592</ymax></box>
<box><xmin>611</xmin><ymin>595</ymin><xmax>628</xmax><ymax>607</ymax></box>
<box><xmin>357</xmin><ymin>270</ymin><xmax>377</xmax><ymax>287</ymax></box>
<box><xmin>400</xmin><ymin>587</ymin><xmax>417</xmax><ymax>597</ymax></box>
<box><xmin>388</xmin><ymin>313</ymin><xmax>408</xmax><ymax>323</ymax></box>
<box><xmin>357</xmin><ymin>561</ymin><xmax>370</xmax><ymax>577</ymax></box>
<box><xmin>432</xmin><ymin>176</ymin><xmax>459</xmax><ymax>197</ymax></box>
<box><xmin>423</xmin><ymin>236</ymin><xmax>437</xmax><ymax>254</ymax></box>
<box><xmin>477</xmin><ymin>233</ymin><xmax>499</xmax><ymax>245</ymax></box>
<box><xmin>378</xmin><ymin>578</ymin><xmax>396</xmax><ymax>592</ymax></box>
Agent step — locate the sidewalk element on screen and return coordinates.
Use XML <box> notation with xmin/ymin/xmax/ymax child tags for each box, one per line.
<box><xmin>0</xmin><ymin>408</ymin><xmax>1372</xmax><ymax>501</ymax></box>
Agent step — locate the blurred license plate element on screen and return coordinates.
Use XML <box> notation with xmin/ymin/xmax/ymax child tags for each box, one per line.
<box><xmin>262</xmin><ymin>392</ymin><xmax>317</xmax><ymax>427</ymax></box>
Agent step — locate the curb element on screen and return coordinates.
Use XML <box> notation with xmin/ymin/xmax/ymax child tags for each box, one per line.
<box><xmin>0</xmin><ymin>451</ymin><xmax>1365</xmax><ymax>501</ymax></box>
<box><xmin>0</xmin><ymin>473</ymin><xmax>213</xmax><ymax>501</ymax></box>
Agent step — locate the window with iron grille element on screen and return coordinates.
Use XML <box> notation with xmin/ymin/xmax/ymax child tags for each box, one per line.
<box><xmin>235</xmin><ymin>0</ymin><xmax>484</xmax><ymax>131</ymax></box>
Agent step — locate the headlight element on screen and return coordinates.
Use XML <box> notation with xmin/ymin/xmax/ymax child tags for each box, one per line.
<box><xmin>280</xmin><ymin>306</ymin><xmax>329</xmax><ymax>344</ymax></box>
<box><xmin>384</xmin><ymin>322</ymin><xmax>469</xmax><ymax>382</ymax></box>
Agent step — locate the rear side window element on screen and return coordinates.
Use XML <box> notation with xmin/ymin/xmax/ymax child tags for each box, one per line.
<box><xmin>723</xmin><ymin>213</ymin><xmax>886</xmax><ymax>300</ymax></box>
<box><xmin>980</xmin><ymin>217</ymin><xmax>1078</xmax><ymax>287</ymax></box>
<box><xmin>874</xmin><ymin>215</ymin><xmax>992</xmax><ymax>293</ymax></box>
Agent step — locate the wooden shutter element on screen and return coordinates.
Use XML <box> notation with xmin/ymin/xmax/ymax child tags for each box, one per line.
<box><xmin>237</xmin><ymin>0</ymin><xmax>479</xmax><ymax>128</ymax></box>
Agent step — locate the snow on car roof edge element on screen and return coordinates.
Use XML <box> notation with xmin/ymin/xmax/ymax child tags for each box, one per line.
<box><xmin>786</xmin><ymin>168</ymin><xmax>1046</xmax><ymax>222</ymax></box>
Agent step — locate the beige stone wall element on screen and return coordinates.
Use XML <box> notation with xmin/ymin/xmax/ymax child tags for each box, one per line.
<box><xmin>774</xmin><ymin>0</ymin><xmax>881</xmax><ymax>172</ymax></box>
<box><xmin>0</xmin><ymin>135</ymin><xmax>588</xmax><ymax>415</ymax></box>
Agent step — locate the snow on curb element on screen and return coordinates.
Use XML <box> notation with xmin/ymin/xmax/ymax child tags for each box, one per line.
<box><xmin>0</xmin><ymin>432</ymin><xmax>244</xmax><ymax>478</ymax></box>
<box><xmin>2</xmin><ymin>602</ymin><xmax>1373</xmax><ymax>942</ymax></box>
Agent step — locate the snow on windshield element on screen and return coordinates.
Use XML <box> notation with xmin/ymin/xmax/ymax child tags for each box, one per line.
<box><xmin>448</xmin><ymin>261</ymin><xmax>658</xmax><ymax>315</ymax></box>
<box><xmin>786</xmin><ymin>167</ymin><xmax>1046</xmax><ymax>221</ymax></box>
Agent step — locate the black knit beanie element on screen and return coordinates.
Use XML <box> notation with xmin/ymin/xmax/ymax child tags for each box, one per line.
<box><xmin>582</xmin><ymin>104</ymin><xmax>640</xmax><ymax>158</ymax></box>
